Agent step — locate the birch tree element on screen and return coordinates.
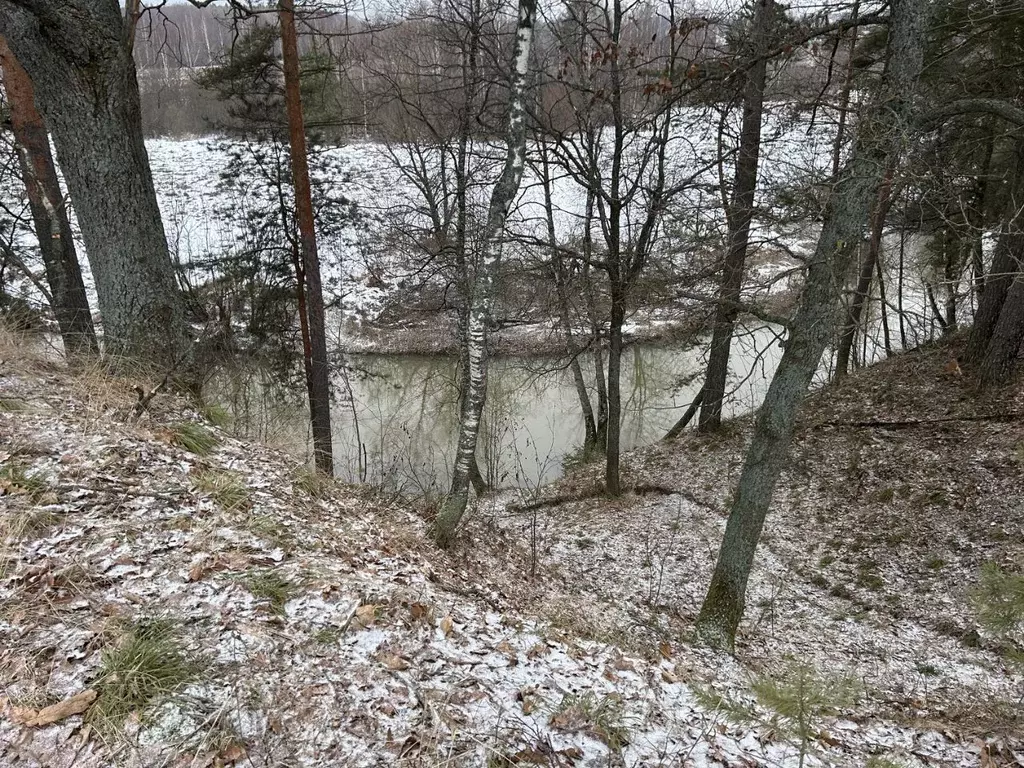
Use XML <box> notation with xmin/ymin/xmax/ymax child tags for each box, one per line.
<box><xmin>695</xmin><ymin>0</ymin><xmax>928</xmax><ymax>650</ymax></box>
<box><xmin>431</xmin><ymin>0</ymin><xmax>537</xmax><ymax>548</ymax></box>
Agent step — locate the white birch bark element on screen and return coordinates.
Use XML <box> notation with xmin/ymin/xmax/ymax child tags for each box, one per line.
<box><xmin>432</xmin><ymin>0</ymin><xmax>537</xmax><ymax>547</ymax></box>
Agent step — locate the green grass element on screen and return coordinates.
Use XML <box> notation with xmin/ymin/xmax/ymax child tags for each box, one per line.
<box><xmin>195</xmin><ymin>469</ymin><xmax>250</xmax><ymax>510</ymax></box>
<box><xmin>199</xmin><ymin>402</ymin><xmax>232</xmax><ymax>429</ymax></box>
<box><xmin>243</xmin><ymin>569</ymin><xmax>294</xmax><ymax>614</ymax></box>
<box><xmin>87</xmin><ymin>619</ymin><xmax>198</xmax><ymax>740</ymax></box>
<box><xmin>169</xmin><ymin>423</ymin><xmax>220</xmax><ymax>456</ymax></box>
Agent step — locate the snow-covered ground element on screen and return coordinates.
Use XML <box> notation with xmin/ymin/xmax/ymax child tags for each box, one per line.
<box><xmin>1</xmin><ymin>334</ymin><xmax>1020</xmax><ymax>767</ymax></box>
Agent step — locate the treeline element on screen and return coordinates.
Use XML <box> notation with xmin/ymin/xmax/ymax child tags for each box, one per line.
<box><xmin>131</xmin><ymin>0</ymin><xmax>844</xmax><ymax>137</ymax></box>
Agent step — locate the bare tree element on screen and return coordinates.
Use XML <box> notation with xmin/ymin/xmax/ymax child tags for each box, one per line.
<box><xmin>537</xmin><ymin>0</ymin><xmax>717</xmax><ymax>494</ymax></box>
<box><xmin>432</xmin><ymin>0</ymin><xmax>538</xmax><ymax>547</ymax></box>
<box><xmin>695</xmin><ymin>0</ymin><xmax>927</xmax><ymax>650</ymax></box>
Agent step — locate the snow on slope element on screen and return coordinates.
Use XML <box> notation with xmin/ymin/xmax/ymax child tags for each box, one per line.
<box><xmin>1</xmin><ymin>338</ymin><xmax>1017</xmax><ymax>767</ymax></box>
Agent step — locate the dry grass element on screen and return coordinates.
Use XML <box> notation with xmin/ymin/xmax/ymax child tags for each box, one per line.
<box><xmin>194</xmin><ymin>468</ymin><xmax>250</xmax><ymax>510</ymax></box>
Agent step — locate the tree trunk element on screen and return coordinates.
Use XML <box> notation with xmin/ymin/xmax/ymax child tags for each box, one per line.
<box><xmin>456</xmin><ymin>306</ymin><xmax>488</xmax><ymax>497</ymax></box>
<box><xmin>835</xmin><ymin>171</ymin><xmax>894</xmax><ymax>377</ymax></box>
<box><xmin>605</xmin><ymin>288</ymin><xmax>624</xmax><ymax>495</ymax></box>
<box><xmin>694</xmin><ymin>0</ymin><xmax>926</xmax><ymax>651</ymax></box>
<box><xmin>540</xmin><ymin>146</ymin><xmax>597</xmax><ymax>449</ymax></box>
<box><xmin>0</xmin><ymin>37</ymin><xmax>96</xmax><ymax>359</ymax></box>
<box><xmin>432</xmin><ymin>0</ymin><xmax>537</xmax><ymax>547</ymax></box>
<box><xmin>280</xmin><ymin>0</ymin><xmax>334</xmax><ymax>476</ymax></box>
<box><xmin>699</xmin><ymin>0</ymin><xmax>772</xmax><ymax>432</ymax></box>
<box><xmin>966</xmin><ymin>143</ymin><xmax>1024</xmax><ymax>364</ymax></box>
<box><xmin>979</xmin><ymin>276</ymin><xmax>1024</xmax><ymax>387</ymax></box>
<box><xmin>663</xmin><ymin>386</ymin><xmax>704</xmax><ymax>441</ymax></box>
<box><xmin>581</xmin><ymin>191</ymin><xmax>608</xmax><ymax>448</ymax></box>
<box><xmin>0</xmin><ymin>0</ymin><xmax>189</xmax><ymax>365</ymax></box>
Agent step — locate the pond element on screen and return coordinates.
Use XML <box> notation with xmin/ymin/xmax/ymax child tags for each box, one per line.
<box><xmin>212</xmin><ymin>324</ymin><xmax>785</xmax><ymax>495</ymax></box>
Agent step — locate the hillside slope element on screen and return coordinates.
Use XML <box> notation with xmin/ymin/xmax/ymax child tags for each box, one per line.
<box><xmin>0</xmin><ymin>332</ymin><xmax>1020</xmax><ymax>767</ymax></box>
<box><xmin>473</xmin><ymin>337</ymin><xmax>1023</xmax><ymax>763</ymax></box>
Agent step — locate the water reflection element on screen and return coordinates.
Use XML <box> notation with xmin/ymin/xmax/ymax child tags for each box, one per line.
<box><xmin>205</xmin><ymin>325</ymin><xmax>784</xmax><ymax>492</ymax></box>
<box><xmin>328</xmin><ymin>324</ymin><xmax>784</xmax><ymax>493</ymax></box>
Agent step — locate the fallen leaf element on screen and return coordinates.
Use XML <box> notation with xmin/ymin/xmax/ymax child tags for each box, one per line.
<box><xmin>516</xmin><ymin>688</ymin><xmax>537</xmax><ymax>715</ymax></box>
<box><xmin>219</xmin><ymin>743</ymin><xmax>247</xmax><ymax>764</ymax></box>
<box><xmin>550</xmin><ymin>705</ymin><xmax>586</xmax><ymax>731</ymax></box>
<box><xmin>409</xmin><ymin>602</ymin><xmax>430</xmax><ymax>621</ymax></box>
<box><xmin>14</xmin><ymin>689</ymin><xmax>97</xmax><ymax>727</ymax></box>
<box><xmin>526</xmin><ymin>642</ymin><xmax>548</xmax><ymax>659</ymax></box>
<box><xmin>512</xmin><ymin>747</ymin><xmax>549</xmax><ymax>764</ymax></box>
<box><xmin>611</xmin><ymin>653</ymin><xmax>634</xmax><ymax>671</ymax></box>
<box><xmin>439</xmin><ymin>614</ymin><xmax>454</xmax><ymax>636</ymax></box>
<box><xmin>379</xmin><ymin>653</ymin><xmax>410</xmax><ymax>670</ymax></box>
<box><xmin>8</xmin><ymin>706</ymin><xmax>38</xmax><ymax>725</ymax></box>
<box><xmin>658</xmin><ymin>641</ymin><xmax>672</xmax><ymax>659</ymax></box>
<box><xmin>354</xmin><ymin>603</ymin><xmax>377</xmax><ymax>628</ymax></box>
<box><xmin>187</xmin><ymin>560</ymin><xmax>206</xmax><ymax>582</ymax></box>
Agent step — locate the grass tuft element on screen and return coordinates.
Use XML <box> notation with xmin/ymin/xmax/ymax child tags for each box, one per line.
<box><xmin>87</xmin><ymin>618</ymin><xmax>198</xmax><ymax>741</ymax></box>
<box><xmin>195</xmin><ymin>469</ymin><xmax>250</xmax><ymax>510</ymax></box>
<box><xmin>199</xmin><ymin>401</ymin><xmax>232</xmax><ymax>429</ymax></box>
<box><xmin>0</xmin><ymin>462</ymin><xmax>51</xmax><ymax>502</ymax></box>
<box><xmin>549</xmin><ymin>691</ymin><xmax>629</xmax><ymax>750</ymax></box>
<box><xmin>292</xmin><ymin>465</ymin><xmax>334</xmax><ymax>499</ymax></box>
<box><xmin>169</xmin><ymin>423</ymin><xmax>220</xmax><ymax>456</ymax></box>
<box><xmin>244</xmin><ymin>569</ymin><xmax>294</xmax><ymax>614</ymax></box>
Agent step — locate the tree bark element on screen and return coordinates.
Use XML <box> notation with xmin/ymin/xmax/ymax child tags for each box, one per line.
<box><xmin>279</xmin><ymin>0</ymin><xmax>334</xmax><ymax>476</ymax></box>
<box><xmin>698</xmin><ymin>0</ymin><xmax>772</xmax><ymax>432</ymax></box>
<box><xmin>979</xmin><ymin>276</ymin><xmax>1024</xmax><ymax>387</ymax></box>
<box><xmin>0</xmin><ymin>36</ymin><xmax>96</xmax><ymax>359</ymax></box>
<box><xmin>835</xmin><ymin>170</ymin><xmax>894</xmax><ymax>377</ymax></box>
<box><xmin>432</xmin><ymin>0</ymin><xmax>537</xmax><ymax>547</ymax></box>
<box><xmin>694</xmin><ymin>0</ymin><xmax>926</xmax><ymax>651</ymax></box>
<box><xmin>0</xmin><ymin>0</ymin><xmax>189</xmax><ymax>365</ymax></box>
<box><xmin>605</xmin><ymin>285</ymin><xmax>624</xmax><ymax>495</ymax></box>
<box><xmin>966</xmin><ymin>143</ymin><xmax>1024</xmax><ymax>365</ymax></box>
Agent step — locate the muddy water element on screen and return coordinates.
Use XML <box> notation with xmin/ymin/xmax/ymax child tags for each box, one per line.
<box><xmin>322</xmin><ymin>324</ymin><xmax>785</xmax><ymax>494</ymax></box>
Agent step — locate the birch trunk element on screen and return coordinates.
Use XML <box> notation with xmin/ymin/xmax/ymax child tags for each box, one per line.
<box><xmin>694</xmin><ymin>0</ymin><xmax>927</xmax><ymax>651</ymax></box>
<box><xmin>432</xmin><ymin>0</ymin><xmax>537</xmax><ymax>547</ymax></box>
